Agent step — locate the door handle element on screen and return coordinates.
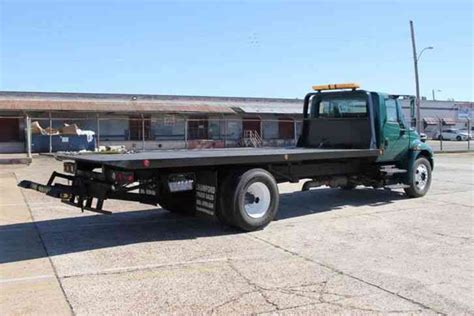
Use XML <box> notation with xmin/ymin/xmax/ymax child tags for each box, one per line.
<box><xmin>384</xmin><ymin>138</ymin><xmax>389</xmax><ymax>146</ymax></box>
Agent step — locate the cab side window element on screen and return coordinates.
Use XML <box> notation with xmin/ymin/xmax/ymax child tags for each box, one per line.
<box><xmin>385</xmin><ymin>99</ymin><xmax>398</xmax><ymax>123</ymax></box>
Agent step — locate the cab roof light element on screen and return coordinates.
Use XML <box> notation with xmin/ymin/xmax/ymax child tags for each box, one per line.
<box><xmin>312</xmin><ymin>83</ymin><xmax>360</xmax><ymax>91</ymax></box>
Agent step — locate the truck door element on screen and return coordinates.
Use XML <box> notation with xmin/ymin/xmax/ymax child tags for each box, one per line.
<box><xmin>379</xmin><ymin>98</ymin><xmax>409</xmax><ymax>162</ymax></box>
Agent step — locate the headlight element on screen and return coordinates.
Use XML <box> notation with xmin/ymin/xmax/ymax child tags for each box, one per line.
<box><xmin>413</xmin><ymin>144</ymin><xmax>422</xmax><ymax>150</ymax></box>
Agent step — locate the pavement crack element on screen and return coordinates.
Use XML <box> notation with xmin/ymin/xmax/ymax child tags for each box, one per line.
<box><xmin>225</xmin><ymin>260</ymin><xmax>280</xmax><ymax>311</ymax></box>
<box><xmin>209</xmin><ymin>290</ymin><xmax>257</xmax><ymax>313</ymax></box>
<box><xmin>273</xmin><ymin>276</ymin><xmax>416</xmax><ymax>313</ymax></box>
<box><xmin>432</xmin><ymin>232</ymin><xmax>471</xmax><ymax>241</ymax></box>
<box><xmin>248</xmin><ymin>234</ymin><xmax>447</xmax><ymax>315</ymax></box>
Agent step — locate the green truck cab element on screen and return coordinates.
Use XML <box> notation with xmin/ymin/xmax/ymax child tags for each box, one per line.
<box><xmin>301</xmin><ymin>83</ymin><xmax>433</xmax><ymax>197</ymax></box>
<box><xmin>374</xmin><ymin>92</ymin><xmax>433</xmax><ymax>196</ymax></box>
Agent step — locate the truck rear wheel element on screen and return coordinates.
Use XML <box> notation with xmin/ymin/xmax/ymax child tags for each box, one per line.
<box><xmin>404</xmin><ymin>157</ymin><xmax>432</xmax><ymax>198</ymax></box>
<box><xmin>158</xmin><ymin>191</ymin><xmax>196</xmax><ymax>215</ymax></box>
<box><xmin>220</xmin><ymin>169</ymin><xmax>279</xmax><ymax>231</ymax></box>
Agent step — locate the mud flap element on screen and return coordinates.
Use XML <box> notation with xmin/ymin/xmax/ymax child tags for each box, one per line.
<box><xmin>405</xmin><ymin>150</ymin><xmax>418</xmax><ymax>185</ymax></box>
<box><xmin>194</xmin><ymin>170</ymin><xmax>217</xmax><ymax>216</ymax></box>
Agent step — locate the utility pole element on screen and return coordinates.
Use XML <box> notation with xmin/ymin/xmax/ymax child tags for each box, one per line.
<box><xmin>410</xmin><ymin>20</ymin><xmax>421</xmax><ymax>134</ymax></box>
<box><xmin>25</xmin><ymin>115</ymin><xmax>32</xmax><ymax>158</ymax></box>
<box><xmin>410</xmin><ymin>20</ymin><xmax>433</xmax><ymax>134</ymax></box>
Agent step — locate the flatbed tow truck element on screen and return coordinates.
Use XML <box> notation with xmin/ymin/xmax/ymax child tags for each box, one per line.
<box><xmin>19</xmin><ymin>84</ymin><xmax>434</xmax><ymax>231</ymax></box>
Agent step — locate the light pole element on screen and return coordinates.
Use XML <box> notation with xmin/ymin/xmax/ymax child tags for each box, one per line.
<box><xmin>432</xmin><ymin>89</ymin><xmax>441</xmax><ymax>101</ymax></box>
<box><xmin>410</xmin><ymin>20</ymin><xmax>433</xmax><ymax>134</ymax></box>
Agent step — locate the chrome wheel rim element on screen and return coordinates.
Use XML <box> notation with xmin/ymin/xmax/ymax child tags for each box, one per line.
<box><xmin>415</xmin><ymin>164</ymin><xmax>429</xmax><ymax>191</ymax></box>
<box><xmin>244</xmin><ymin>182</ymin><xmax>271</xmax><ymax>219</ymax></box>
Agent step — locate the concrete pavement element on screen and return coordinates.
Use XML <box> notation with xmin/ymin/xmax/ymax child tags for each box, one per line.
<box><xmin>0</xmin><ymin>153</ymin><xmax>473</xmax><ymax>314</ymax></box>
<box><xmin>0</xmin><ymin>172</ymin><xmax>71</xmax><ymax>315</ymax></box>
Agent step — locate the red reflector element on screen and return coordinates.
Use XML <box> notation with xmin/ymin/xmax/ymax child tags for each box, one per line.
<box><xmin>143</xmin><ymin>159</ymin><xmax>150</xmax><ymax>168</ymax></box>
<box><xmin>111</xmin><ymin>171</ymin><xmax>134</xmax><ymax>184</ymax></box>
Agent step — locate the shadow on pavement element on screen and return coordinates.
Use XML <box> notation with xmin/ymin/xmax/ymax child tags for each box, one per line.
<box><xmin>1</xmin><ymin>187</ymin><xmax>406</xmax><ymax>264</ymax></box>
<box><xmin>276</xmin><ymin>187</ymin><xmax>405</xmax><ymax>220</ymax></box>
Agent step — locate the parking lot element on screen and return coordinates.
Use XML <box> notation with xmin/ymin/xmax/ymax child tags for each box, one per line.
<box><xmin>1</xmin><ymin>153</ymin><xmax>473</xmax><ymax>314</ymax></box>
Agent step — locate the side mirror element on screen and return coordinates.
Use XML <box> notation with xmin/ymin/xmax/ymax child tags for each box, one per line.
<box><xmin>419</xmin><ymin>133</ymin><xmax>427</xmax><ymax>143</ymax></box>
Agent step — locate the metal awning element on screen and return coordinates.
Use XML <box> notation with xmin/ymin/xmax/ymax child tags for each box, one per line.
<box><xmin>442</xmin><ymin>118</ymin><xmax>456</xmax><ymax>125</ymax></box>
<box><xmin>423</xmin><ymin>117</ymin><xmax>439</xmax><ymax>125</ymax></box>
<box><xmin>0</xmin><ymin>99</ymin><xmax>236</xmax><ymax>114</ymax></box>
<box><xmin>236</xmin><ymin>104</ymin><xmax>303</xmax><ymax>114</ymax></box>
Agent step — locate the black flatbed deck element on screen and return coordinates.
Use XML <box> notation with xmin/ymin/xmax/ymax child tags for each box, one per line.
<box><xmin>59</xmin><ymin>147</ymin><xmax>380</xmax><ymax>170</ymax></box>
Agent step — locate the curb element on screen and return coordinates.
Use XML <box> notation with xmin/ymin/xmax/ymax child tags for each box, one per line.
<box><xmin>0</xmin><ymin>158</ymin><xmax>32</xmax><ymax>165</ymax></box>
<box><xmin>433</xmin><ymin>150</ymin><xmax>473</xmax><ymax>154</ymax></box>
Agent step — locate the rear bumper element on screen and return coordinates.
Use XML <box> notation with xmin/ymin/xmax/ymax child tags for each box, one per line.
<box><xmin>18</xmin><ymin>172</ymin><xmax>111</xmax><ymax>214</ymax></box>
<box><xmin>18</xmin><ymin>179</ymin><xmax>74</xmax><ymax>199</ymax></box>
<box><xmin>18</xmin><ymin>171</ymin><xmax>160</xmax><ymax>214</ymax></box>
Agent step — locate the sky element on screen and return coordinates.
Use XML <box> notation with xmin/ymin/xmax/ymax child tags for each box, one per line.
<box><xmin>0</xmin><ymin>0</ymin><xmax>472</xmax><ymax>101</ymax></box>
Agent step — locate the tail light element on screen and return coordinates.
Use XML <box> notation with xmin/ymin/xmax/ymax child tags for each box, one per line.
<box><xmin>63</xmin><ymin>162</ymin><xmax>76</xmax><ymax>174</ymax></box>
<box><xmin>110</xmin><ymin>170</ymin><xmax>135</xmax><ymax>185</ymax></box>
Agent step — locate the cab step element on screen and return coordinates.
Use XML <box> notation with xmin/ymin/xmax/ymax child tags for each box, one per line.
<box><xmin>384</xmin><ymin>184</ymin><xmax>410</xmax><ymax>190</ymax></box>
<box><xmin>380</xmin><ymin>165</ymin><xmax>407</xmax><ymax>175</ymax></box>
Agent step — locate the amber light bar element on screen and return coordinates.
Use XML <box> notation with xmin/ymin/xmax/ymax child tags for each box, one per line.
<box><xmin>312</xmin><ymin>83</ymin><xmax>360</xmax><ymax>91</ymax></box>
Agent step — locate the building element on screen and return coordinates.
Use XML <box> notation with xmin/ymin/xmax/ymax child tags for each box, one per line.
<box><xmin>0</xmin><ymin>91</ymin><xmax>303</xmax><ymax>153</ymax></box>
<box><xmin>398</xmin><ymin>97</ymin><xmax>473</xmax><ymax>137</ymax></box>
<box><xmin>0</xmin><ymin>91</ymin><xmax>471</xmax><ymax>154</ymax></box>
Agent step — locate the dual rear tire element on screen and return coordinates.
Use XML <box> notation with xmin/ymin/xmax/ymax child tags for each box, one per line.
<box><xmin>216</xmin><ymin>169</ymin><xmax>279</xmax><ymax>231</ymax></box>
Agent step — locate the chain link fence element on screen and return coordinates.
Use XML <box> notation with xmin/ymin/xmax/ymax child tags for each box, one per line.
<box><xmin>2</xmin><ymin>115</ymin><xmax>471</xmax><ymax>154</ymax></box>
<box><xmin>22</xmin><ymin>116</ymin><xmax>302</xmax><ymax>153</ymax></box>
<box><xmin>424</xmin><ymin>118</ymin><xmax>471</xmax><ymax>152</ymax></box>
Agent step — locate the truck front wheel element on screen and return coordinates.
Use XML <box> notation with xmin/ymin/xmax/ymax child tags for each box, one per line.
<box><xmin>220</xmin><ymin>169</ymin><xmax>279</xmax><ymax>231</ymax></box>
<box><xmin>404</xmin><ymin>157</ymin><xmax>432</xmax><ymax>198</ymax></box>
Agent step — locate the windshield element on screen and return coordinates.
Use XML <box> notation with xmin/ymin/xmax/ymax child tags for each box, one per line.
<box><xmin>310</xmin><ymin>94</ymin><xmax>368</xmax><ymax>118</ymax></box>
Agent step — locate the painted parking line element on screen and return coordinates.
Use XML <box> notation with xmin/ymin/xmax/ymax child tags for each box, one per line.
<box><xmin>0</xmin><ymin>274</ymin><xmax>55</xmax><ymax>284</ymax></box>
<box><xmin>61</xmin><ymin>257</ymin><xmax>233</xmax><ymax>279</ymax></box>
